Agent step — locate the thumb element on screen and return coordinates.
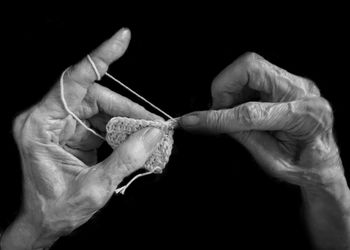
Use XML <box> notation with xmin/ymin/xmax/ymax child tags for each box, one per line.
<box><xmin>99</xmin><ymin>127</ymin><xmax>163</xmax><ymax>186</ymax></box>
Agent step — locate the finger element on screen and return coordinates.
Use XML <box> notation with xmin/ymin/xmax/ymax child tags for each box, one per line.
<box><xmin>211</xmin><ymin>53</ymin><xmax>253</xmax><ymax>109</ymax></box>
<box><xmin>211</xmin><ymin>52</ymin><xmax>320</xmax><ymax>110</ymax></box>
<box><xmin>68</xmin><ymin>28</ymin><xmax>131</xmax><ymax>85</ymax></box>
<box><xmin>88</xmin><ymin>83</ymin><xmax>164</xmax><ymax>121</ymax></box>
<box><xmin>39</xmin><ymin>28</ymin><xmax>131</xmax><ymax>115</ymax></box>
<box><xmin>94</xmin><ymin>127</ymin><xmax>163</xmax><ymax>190</ymax></box>
<box><xmin>181</xmin><ymin>102</ymin><xmax>292</xmax><ymax>134</ymax></box>
<box><xmin>180</xmin><ymin>98</ymin><xmax>332</xmax><ymax>138</ymax></box>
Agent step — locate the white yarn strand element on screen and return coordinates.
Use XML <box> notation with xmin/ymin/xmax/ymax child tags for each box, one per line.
<box><xmin>87</xmin><ymin>55</ymin><xmax>175</xmax><ymax>121</ymax></box>
<box><xmin>87</xmin><ymin>55</ymin><xmax>101</xmax><ymax>81</ymax></box>
<box><xmin>60</xmin><ymin>56</ymin><xmax>174</xmax><ymax>195</ymax></box>
<box><xmin>60</xmin><ymin>69</ymin><xmax>105</xmax><ymax>140</ymax></box>
<box><xmin>105</xmin><ymin>72</ymin><xmax>176</xmax><ymax>122</ymax></box>
<box><xmin>115</xmin><ymin>167</ymin><xmax>162</xmax><ymax>195</ymax></box>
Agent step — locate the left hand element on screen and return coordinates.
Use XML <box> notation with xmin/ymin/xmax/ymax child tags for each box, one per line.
<box><xmin>180</xmin><ymin>52</ymin><xmax>343</xmax><ymax>188</ymax></box>
<box><xmin>1</xmin><ymin>28</ymin><xmax>163</xmax><ymax>249</ymax></box>
<box><xmin>179</xmin><ymin>52</ymin><xmax>350</xmax><ymax>249</ymax></box>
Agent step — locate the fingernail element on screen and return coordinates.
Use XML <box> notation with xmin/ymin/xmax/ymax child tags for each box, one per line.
<box><xmin>142</xmin><ymin>128</ymin><xmax>163</xmax><ymax>152</ymax></box>
<box><xmin>181</xmin><ymin>115</ymin><xmax>200</xmax><ymax>126</ymax></box>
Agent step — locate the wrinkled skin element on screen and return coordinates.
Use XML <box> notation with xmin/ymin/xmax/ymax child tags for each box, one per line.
<box><xmin>180</xmin><ymin>52</ymin><xmax>350</xmax><ymax>249</ymax></box>
<box><xmin>2</xmin><ymin>29</ymin><xmax>349</xmax><ymax>249</ymax></box>
<box><xmin>181</xmin><ymin>52</ymin><xmax>342</xmax><ymax>188</ymax></box>
<box><xmin>1</xmin><ymin>28</ymin><xmax>163</xmax><ymax>249</ymax></box>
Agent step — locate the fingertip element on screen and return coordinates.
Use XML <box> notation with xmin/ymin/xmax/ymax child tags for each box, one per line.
<box><xmin>180</xmin><ymin>114</ymin><xmax>200</xmax><ymax>127</ymax></box>
<box><xmin>179</xmin><ymin>113</ymin><xmax>202</xmax><ymax>130</ymax></box>
<box><xmin>117</xmin><ymin>27</ymin><xmax>131</xmax><ymax>40</ymax></box>
<box><xmin>108</xmin><ymin>28</ymin><xmax>131</xmax><ymax>56</ymax></box>
<box><xmin>179</xmin><ymin>110</ymin><xmax>227</xmax><ymax>135</ymax></box>
<box><xmin>95</xmin><ymin>28</ymin><xmax>131</xmax><ymax>65</ymax></box>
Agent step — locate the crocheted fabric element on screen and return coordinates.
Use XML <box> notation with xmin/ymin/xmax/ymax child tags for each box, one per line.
<box><xmin>106</xmin><ymin>117</ymin><xmax>176</xmax><ymax>173</ymax></box>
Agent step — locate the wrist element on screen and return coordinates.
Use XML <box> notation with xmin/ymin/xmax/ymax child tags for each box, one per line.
<box><xmin>301</xmin><ymin>167</ymin><xmax>350</xmax><ymax>249</ymax></box>
<box><xmin>301</xmin><ymin>165</ymin><xmax>350</xmax><ymax>231</ymax></box>
<box><xmin>0</xmin><ymin>213</ymin><xmax>61</xmax><ymax>250</ymax></box>
<box><xmin>302</xmin><ymin>164</ymin><xmax>350</xmax><ymax>204</ymax></box>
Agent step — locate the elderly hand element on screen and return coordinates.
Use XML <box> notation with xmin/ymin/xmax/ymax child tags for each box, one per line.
<box><xmin>181</xmin><ymin>52</ymin><xmax>342</xmax><ymax>187</ymax></box>
<box><xmin>180</xmin><ymin>53</ymin><xmax>350</xmax><ymax>248</ymax></box>
<box><xmin>1</xmin><ymin>28</ymin><xmax>163</xmax><ymax>249</ymax></box>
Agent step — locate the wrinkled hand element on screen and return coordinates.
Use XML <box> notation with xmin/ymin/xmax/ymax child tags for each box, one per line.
<box><xmin>180</xmin><ymin>52</ymin><xmax>343</xmax><ymax>187</ymax></box>
<box><xmin>2</xmin><ymin>28</ymin><xmax>163</xmax><ymax>249</ymax></box>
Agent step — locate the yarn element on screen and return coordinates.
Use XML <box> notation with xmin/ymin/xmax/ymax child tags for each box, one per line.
<box><xmin>106</xmin><ymin>117</ymin><xmax>177</xmax><ymax>194</ymax></box>
<box><xmin>59</xmin><ymin>55</ymin><xmax>176</xmax><ymax>195</ymax></box>
<box><xmin>60</xmin><ymin>68</ymin><xmax>105</xmax><ymax>140</ymax></box>
<box><xmin>106</xmin><ymin>117</ymin><xmax>176</xmax><ymax>172</ymax></box>
<box><xmin>87</xmin><ymin>55</ymin><xmax>176</xmax><ymax>122</ymax></box>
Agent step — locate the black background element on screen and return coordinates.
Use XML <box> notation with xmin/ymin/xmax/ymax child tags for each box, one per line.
<box><xmin>1</xmin><ymin>6</ymin><xmax>349</xmax><ymax>249</ymax></box>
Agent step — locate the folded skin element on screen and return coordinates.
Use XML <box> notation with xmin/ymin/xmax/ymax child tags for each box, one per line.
<box><xmin>1</xmin><ymin>28</ymin><xmax>164</xmax><ymax>250</ymax></box>
<box><xmin>180</xmin><ymin>52</ymin><xmax>350</xmax><ymax>249</ymax></box>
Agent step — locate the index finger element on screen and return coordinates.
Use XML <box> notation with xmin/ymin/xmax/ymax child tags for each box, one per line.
<box><xmin>38</xmin><ymin>28</ymin><xmax>132</xmax><ymax>116</ymax></box>
<box><xmin>211</xmin><ymin>52</ymin><xmax>319</xmax><ymax>109</ymax></box>
<box><xmin>89</xmin><ymin>83</ymin><xmax>164</xmax><ymax>121</ymax></box>
<box><xmin>68</xmin><ymin>28</ymin><xmax>131</xmax><ymax>85</ymax></box>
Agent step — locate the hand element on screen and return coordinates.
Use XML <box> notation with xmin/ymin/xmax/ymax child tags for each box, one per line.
<box><xmin>180</xmin><ymin>52</ymin><xmax>350</xmax><ymax>248</ymax></box>
<box><xmin>180</xmin><ymin>52</ymin><xmax>343</xmax><ymax>188</ymax></box>
<box><xmin>1</xmin><ymin>28</ymin><xmax>163</xmax><ymax>249</ymax></box>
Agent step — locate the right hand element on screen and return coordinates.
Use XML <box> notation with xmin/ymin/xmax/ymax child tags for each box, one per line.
<box><xmin>180</xmin><ymin>52</ymin><xmax>344</xmax><ymax>188</ymax></box>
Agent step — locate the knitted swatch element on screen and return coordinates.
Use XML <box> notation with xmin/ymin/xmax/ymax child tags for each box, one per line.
<box><xmin>106</xmin><ymin>117</ymin><xmax>176</xmax><ymax>173</ymax></box>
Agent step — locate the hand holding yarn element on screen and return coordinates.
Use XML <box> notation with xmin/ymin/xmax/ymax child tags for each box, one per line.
<box><xmin>179</xmin><ymin>53</ymin><xmax>350</xmax><ymax>249</ymax></box>
<box><xmin>180</xmin><ymin>53</ymin><xmax>342</xmax><ymax>188</ymax></box>
<box><xmin>3</xmin><ymin>28</ymin><xmax>164</xmax><ymax>249</ymax></box>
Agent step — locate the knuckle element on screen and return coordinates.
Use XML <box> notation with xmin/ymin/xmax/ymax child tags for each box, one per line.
<box><xmin>241</xmin><ymin>52</ymin><xmax>262</xmax><ymax>63</ymax></box>
<box><xmin>239</xmin><ymin>52</ymin><xmax>262</xmax><ymax>69</ymax></box>
<box><xmin>13</xmin><ymin>108</ymin><xmax>50</xmax><ymax>147</ymax></box>
<box><xmin>237</xmin><ymin>102</ymin><xmax>262</xmax><ymax>127</ymax></box>
<box><xmin>82</xmin><ymin>183</ymin><xmax>109</xmax><ymax>209</ymax></box>
<box><xmin>317</xmin><ymin>97</ymin><xmax>333</xmax><ymax>112</ymax></box>
<box><xmin>304</xmin><ymin>78</ymin><xmax>321</xmax><ymax>97</ymax></box>
<box><xmin>68</xmin><ymin>63</ymin><xmax>86</xmax><ymax>83</ymax></box>
<box><xmin>87</xmin><ymin>188</ymin><xmax>107</xmax><ymax>208</ymax></box>
<box><xmin>318</xmin><ymin>97</ymin><xmax>334</xmax><ymax>129</ymax></box>
<box><xmin>94</xmin><ymin>56</ymin><xmax>109</xmax><ymax>75</ymax></box>
<box><xmin>300</xmin><ymin>97</ymin><xmax>334</xmax><ymax>133</ymax></box>
<box><xmin>307</xmin><ymin>97</ymin><xmax>333</xmax><ymax>119</ymax></box>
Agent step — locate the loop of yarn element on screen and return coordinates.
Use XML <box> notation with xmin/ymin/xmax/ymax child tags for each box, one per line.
<box><xmin>87</xmin><ymin>54</ymin><xmax>101</xmax><ymax>81</ymax></box>
<box><xmin>59</xmin><ymin>55</ymin><xmax>176</xmax><ymax>195</ymax></box>
<box><xmin>60</xmin><ymin>68</ymin><xmax>105</xmax><ymax>140</ymax></box>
